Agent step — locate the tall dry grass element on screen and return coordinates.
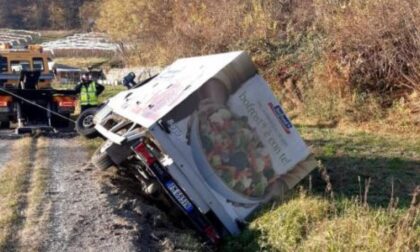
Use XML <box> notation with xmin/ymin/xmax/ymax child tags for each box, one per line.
<box><xmin>224</xmin><ymin>186</ymin><xmax>420</xmax><ymax>251</ymax></box>
<box><xmin>97</xmin><ymin>0</ymin><xmax>419</xmax><ymax>124</ymax></box>
<box><xmin>314</xmin><ymin>0</ymin><xmax>420</xmax><ymax>102</ymax></box>
<box><xmin>97</xmin><ymin>0</ymin><xmax>288</xmax><ymax>64</ymax></box>
<box><xmin>0</xmin><ymin>138</ymin><xmax>33</xmax><ymax>251</ymax></box>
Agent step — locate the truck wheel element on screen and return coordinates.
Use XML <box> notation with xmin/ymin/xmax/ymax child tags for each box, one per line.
<box><xmin>92</xmin><ymin>147</ymin><xmax>114</xmax><ymax>170</ymax></box>
<box><xmin>0</xmin><ymin>121</ymin><xmax>10</xmax><ymax>129</ymax></box>
<box><xmin>76</xmin><ymin>108</ymin><xmax>99</xmax><ymax>139</ymax></box>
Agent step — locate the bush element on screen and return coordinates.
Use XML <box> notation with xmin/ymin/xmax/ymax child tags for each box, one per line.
<box><xmin>314</xmin><ymin>0</ymin><xmax>420</xmax><ymax>102</ymax></box>
<box><xmin>96</xmin><ymin>0</ymin><xmax>420</xmax><ymax>124</ymax></box>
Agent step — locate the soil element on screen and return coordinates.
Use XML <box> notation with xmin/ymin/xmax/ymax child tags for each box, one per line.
<box><xmin>44</xmin><ymin>138</ymin><xmax>137</xmax><ymax>251</ymax></box>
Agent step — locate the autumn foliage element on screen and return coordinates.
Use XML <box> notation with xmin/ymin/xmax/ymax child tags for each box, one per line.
<box><xmin>95</xmin><ymin>0</ymin><xmax>419</xmax><ymax>123</ymax></box>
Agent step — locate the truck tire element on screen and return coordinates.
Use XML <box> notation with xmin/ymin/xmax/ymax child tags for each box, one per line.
<box><xmin>92</xmin><ymin>147</ymin><xmax>114</xmax><ymax>170</ymax></box>
<box><xmin>76</xmin><ymin>108</ymin><xmax>99</xmax><ymax>139</ymax></box>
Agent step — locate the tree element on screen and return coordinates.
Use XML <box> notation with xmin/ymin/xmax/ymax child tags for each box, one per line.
<box><xmin>0</xmin><ymin>0</ymin><xmax>87</xmax><ymax>29</ymax></box>
<box><xmin>79</xmin><ymin>0</ymin><xmax>101</xmax><ymax>31</ymax></box>
<box><xmin>96</xmin><ymin>0</ymin><xmax>172</xmax><ymax>42</ymax></box>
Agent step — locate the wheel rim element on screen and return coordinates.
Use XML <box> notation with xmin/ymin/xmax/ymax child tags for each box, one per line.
<box><xmin>82</xmin><ymin>115</ymin><xmax>94</xmax><ymax>128</ymax></box>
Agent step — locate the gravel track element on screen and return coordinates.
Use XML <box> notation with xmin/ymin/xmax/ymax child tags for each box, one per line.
<box><xmin>44</xmin><ymin>138</ymin><xmax>138</xmax><ymax>252</ymax></box>
<box><xmin>0</xmin><ymin>137</ymin><xmax>202</xmax><ymax>251</ymax></box>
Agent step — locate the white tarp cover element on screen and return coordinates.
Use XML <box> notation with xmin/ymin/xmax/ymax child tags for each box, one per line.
<box><xmin>109</xmin><ymin>51</ymin><xmax>313</xmax><ymax>203</ymax></box>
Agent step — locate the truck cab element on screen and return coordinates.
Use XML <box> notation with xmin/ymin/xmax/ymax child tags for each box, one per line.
<box><xmin>0</xmin><ymin>44</ymin><xmax>54</xmax><ymax>89</ymax></box>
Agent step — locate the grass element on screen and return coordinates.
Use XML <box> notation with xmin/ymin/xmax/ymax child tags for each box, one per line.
<box><xmin>52</xmin><ymin>83</ymin><xmax>125</xmax><ymax>100</ymax></box>
<box><xmin>0</xmin><ymin>138</ymin><xmax>33</xmax><ymax>250</ymax></box>
<box><xmin>299</xmin><ymin>125</ymin><xmax>419</xmax><ymax>207</ymax></box>
<box><xmin>99</xmin><ymin>85</ymin><xmax>126</xmax><ymax>103</ymax></box>
<box><xmin>222</xmin><ymin>124</ymin><xmax>420</xmax><ymax>251</ymax></box>
<box><xmin>81</xmin><ymin>137</ymin><xmax>104</xmax><ymax>156</ymax></box>
<box><xmin>0</xmin><ymin>138</ymin><xmax>52</xmax><ymax>251</ymax></box>
<box><xmin>96</xmin><ymin>0</ymin><xmax>419</xmax><ymax>126</ymax></box>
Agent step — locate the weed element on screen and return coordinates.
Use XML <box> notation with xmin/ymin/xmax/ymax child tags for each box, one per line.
<box><xmin>96</xmin><ymin>0</ymin><xmax>419</xmax><ymax>125</ymax></box>
<box><xmin>19</xmin><ymin>138</ymin><xmax>50</xmax><ymax>251</ymax></box>
<box><xmin>223</xmin><ymin>123</ymin><xmax>419</xmax><ymax>251</ymax></box>
<box><xmin>0</xmin><ymin>138</ymin><xmax>33</xmax><ymax>250</ymax></box>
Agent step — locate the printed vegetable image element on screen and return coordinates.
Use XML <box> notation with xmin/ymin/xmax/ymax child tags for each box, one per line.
<box><xmin>199</xmin><ymin>106</ymin><xmax>275</xmax><ymax>198</ymax></box>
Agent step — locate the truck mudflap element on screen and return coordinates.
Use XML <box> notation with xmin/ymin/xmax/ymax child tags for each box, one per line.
<box><xmin>133</xmin><ymin>143</ymin><xmax>221</xmax><ymax>244</ymax></box>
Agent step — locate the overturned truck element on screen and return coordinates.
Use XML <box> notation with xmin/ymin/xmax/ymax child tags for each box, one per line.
<box><xmin>92</xmin><ymin>51</ymin><xmax>317</xmax><ymax>243</ymax></box>
<box><xmin>0</xmin><ymin>44</ymin><xmax>77</xmax><ymax>134</ymax></box>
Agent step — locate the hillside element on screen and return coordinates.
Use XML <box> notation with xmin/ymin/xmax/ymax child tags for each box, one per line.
<box><xmin>93</xmin><ymin>1</ymin><xmax>420</xmax><ymax>250</ymax></box>
<box><xmin>95</xmin><ymin>0</ymin><xmax>419</xmax><ymax>127</ymax></box>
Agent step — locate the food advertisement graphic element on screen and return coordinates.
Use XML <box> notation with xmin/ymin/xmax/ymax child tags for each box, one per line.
<box><xmin>197</xmin><ymin>101</ymin><xmax>275</xmax><ymax>198</ymax></box>
<box><xmin>162</xmin><ymin>55</ymin><xmax>310</xmax><ymax>203</ymax></box>
<box><xmin>115</xmin><ymin>51</ymin><xmax>311</xmax><ymax>204</ymax></box>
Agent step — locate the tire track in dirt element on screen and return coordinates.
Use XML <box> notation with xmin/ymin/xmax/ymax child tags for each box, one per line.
<box><xmin>18</xmin><ymin>137</ymin><xmax>52</xmax><ymax>252</ymax></box>
<box><xmin>12</xmin><ymin>138</ymin><xmax>38</xmax><ymax>250</ymax></box>
<box><xmin>44</xmin><ymin>138</ymin><xmax>137</xmax><ymax>252</ymax></box>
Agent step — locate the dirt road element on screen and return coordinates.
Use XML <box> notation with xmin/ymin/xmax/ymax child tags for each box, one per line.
<box><xmin>45</xmin><ymin>138</ymin><xmax>139</xmax><ymax>251</ymax></box>
<box><xmin>0</xmin><ymin>137</ymin><xmax>202</xmax><ymax>252</ymax></box>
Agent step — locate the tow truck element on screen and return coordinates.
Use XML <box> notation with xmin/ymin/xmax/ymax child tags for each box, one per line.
<box><xmin>0</xmin><ymin>43</ymin><xmax>77</xmax><ymax>134</ymax></box>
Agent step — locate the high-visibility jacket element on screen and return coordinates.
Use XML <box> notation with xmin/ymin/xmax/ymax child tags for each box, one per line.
<box><xmin>80</xmin><ymin>82</ymin><xmax>98</xmax><ymax>106</ymax></box>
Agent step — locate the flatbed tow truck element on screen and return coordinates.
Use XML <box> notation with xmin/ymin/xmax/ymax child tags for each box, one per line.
<box><xmin>0</xmin><ymin>44</ymin><xmax>77</xmax><ymax>135</ymax></box>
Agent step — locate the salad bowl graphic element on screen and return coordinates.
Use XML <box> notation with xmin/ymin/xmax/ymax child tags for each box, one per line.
<box><xmin>190</xmin><ymin>101</ymin><xmax>278</xmax><ymax>205</ymax></box>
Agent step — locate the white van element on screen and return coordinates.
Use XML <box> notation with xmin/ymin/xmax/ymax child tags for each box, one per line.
<box><xmin>91</xmin><ymin>51</ymin><xmax>317</xmax><ymax>243</ymax></box>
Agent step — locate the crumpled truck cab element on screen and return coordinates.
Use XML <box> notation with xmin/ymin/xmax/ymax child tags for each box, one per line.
<box><xmin>93</xmin><ymin>51</ymin><xmax>318</xmax><ymax>241</ymax></box>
